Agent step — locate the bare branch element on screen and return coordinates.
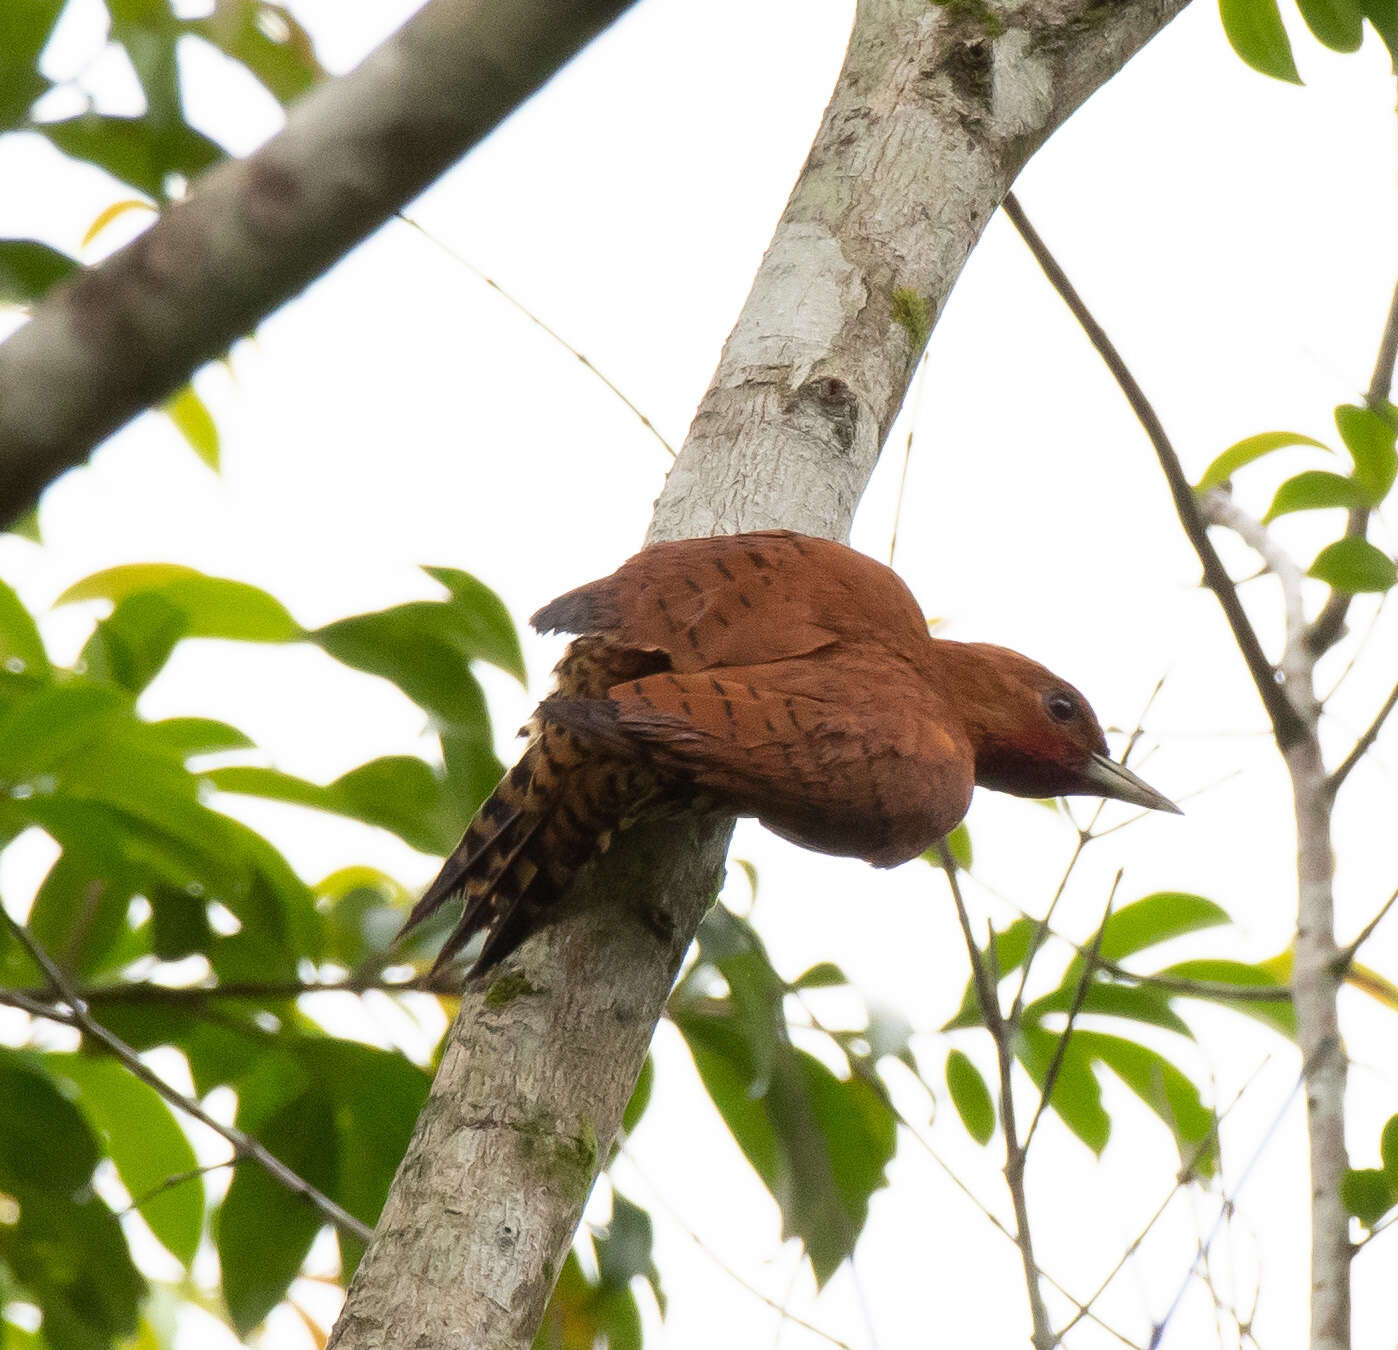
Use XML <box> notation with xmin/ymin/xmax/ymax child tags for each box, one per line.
<box><xmin>0</xmin><ymin>0</ymin><xmax>638</xmax><ymax>526</ymax></box>
<box><xmin>1338</xmin><ymin>884</ymin><xmax>1398</xmax><ymax>968</ymax></box>
<box><xmin>941</xmin><ymin>845</ymin><xmax>1055</xmax><ymax>1350</ymax></box>
<box><xmin>1002</xmin><ymin>192</ymin><xmax>1306</xmax><ymax>748</ymax></box>
<box><xmin>0</xmin><ymin>907</ymin><xmax>374</xmax><ymax>1245</ymax></box>
<box><xmin>1329</xmin><ymin>680</ymin><xmax>1398</xmax><ymax>796</ymax></box>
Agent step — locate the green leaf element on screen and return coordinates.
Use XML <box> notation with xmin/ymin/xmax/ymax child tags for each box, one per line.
<box><xmin>0</xmin><ymin>240</ymin><xmax>77</xmax><ymax>305</ymax></box>
<box><xmin>0</xmin><ymin>1187</ymin><xmax>144</xmax><ymax>1350</ymax></box>
<box><xmin>217</xmin><ymin>1088</ymin><xmax>337</xmax><ymax>1334</ymax></box>
<box><xmin>163</xmin><ymin>385</ymin><xmax>220</xmax><ymax>471</ymax></box>
<box><xmin>1098</xmin><ymin>892</ymin><xmax>1231</xmax><ymax>962</ymax></box>
<box><xmin>314</xmin><ymin>866</ymin><xmax>409</xmax><ymax>968</ymax></box>
<box><xmin>440</xmin><ymin>724</ymin><xmax>505</xmax><ymax>819</ymax></box>
<box><xmin>1261</xmin><ymin>470</ymin><xmax>1371</xmax><ymax>522</ymax></box>
<box><xmin>597</xmin><ymin>1194</ymin><xmax>658</xmax><ymax>1292</ymax></box>
<box><xmin>1359</xmin><ymin>0</ymin><xmax>1398</xmax><ymax>64</ymax></box>
<box><xmin>25</xmin><ymin>849</ymin><xmax>136</xmax><ymax>979</ymax></box>
<box><xmin>1219</xmin><ymin>0</ymin><xmax>1303</xmax><ymax>80</ymax></box>
<box><xmin>791</xmin><ymin>961</ymin><xmax>848</xmax><ymax>990</ymax></box>
<box><xmin>1308</xmin><ymin>537</ymin><xmax>1398</xmax><ymax>593</ymax></box>
<box><xmin>7</xmin><ymin>506</ymin><xmax>42</xmax><ymax>542</ymax></box>
<box><xmin>295</xmin><ymin>1040</ymin><xmax>429</xmax><ymax>1278</ymax></box>
<box><xmin>184</xmin><ymin>2</ymin><xmax>323</xmax><ymax>104</ymax></box>
<box><xmin>672</xmin><ymin>910</ymin><xmax>894</xmax><ymax>1284</ymax></box>
<box><xmin>205</xmin><ymin>756</ymin><xmax>459</xmax><ymax>856</ymax></box>
<box><xmin>40</xmin><ymin>113</ymin><xmax>222</xmax><ymax>200</ymax></box>
<box><xmin>0</xmin><ymin>1051</ymin><xmax>101</xmax><ymax>1194</ymax></box>
<box><xmin>1342</xmin><ymin>1168</ymin><xmax>1395</xmax><ymax>1226</ymax></box>
<box><xmin>1019</xmin><ymin>1026</ymin><xmax>1110</xmax><ymax>1153</ymax></box>
<box><xmin>333</xmin><ymin>756</ymin><xmax>461</xmax><ymax>855</ymax></box>
<box><xmin>1381</xmin><ymin>1113</ymin><xmax>1398</xmax><ymax>1186</ymax></box>
<box><xmin>0</xmin><ymin>1</ymin><xmax>64</xmax><ymax>129</ymax></box>
<box><xmin>0</xmin><ymin>1052</ymin><xmax>145</xmax><ymax>1349</ymax></box>
<box><xmin>421</xmin><ymin>566</ymin><xmax>527</xmax><ymax>683</ymax></box>
<box><xmin>146</xmin><ymin>716</ymin><xmax>255</xmax><ymax>756</ymax></box>
<box><xmin>945</xmin><ymin>1049</ymin><xmax>995</xmax><ymax>1144</ymax></box>
<box><xmin>311</xmin><ymin>575</ymin><xmax>525</xmax><ymax>733</ymax></box>
<box><xmin>921</xmin><ymin>821</ymin><xmax>972</xmax><ymax>870</ymax></box>
<box><xmin>58</xmin><ymin>566</ymin><xmax>300</xmax><ymax>641</ymax></box>
<box><xmin>1025</xmin><ymin>977</ymin><xmax>1193</xmax><ymax>1038</ymax></box>
<box><xmin>46</xmin><ymin>1054</ymin><xmax>203</xmax><ymax>1266</ymax></box>
<box><xmin>0</xmin><ymin>578</ymin><xmax>50</xmax><ymax>679</ymax></box>
<box><xmin>1296</xmin><ymin>0</ymin><xmax>1364</xmax><ymax>47</ymax></box>
<box><xmin>621</xmin><ymin>1055</ymin><xmax>654</xmax><ymax>1138</ymax></box>
<box><xmin>534</xmin><ymin>1249</ymin><xmax>644</xmax><ymax>1350</ymax></box>
<box><xmin>942</xmin><ymin>917</ymin><xmax>1039</xmax><ymax>1029</ymax></box>
<box><xmin>1075</xmin><ymin>1032</ymin><xmax>1218</xmax><ymax>1176</ymax></box>
<box><xmin>1194</xmin><ymin>430</ymin><xmax>1328</xmax><ymax>491</ymax></box>
<box><xmin>1335</xmin><ymin>403</ymin><xmax>1398</xmax><ymax>504</ymax></box>
<box><xmin>79</xmin><ymin>590</ymin><xmax>188</xmax><ymax>692</ymax></box>
<box><xmin>0</xmin><ymin>683</ymin><xmax>129</xmax><ymax>777</ymax></box>
<box><xmin>1155</xmin><ymin>958</ymin><xmax>1295</xmax><ymax>1035</ymax></box>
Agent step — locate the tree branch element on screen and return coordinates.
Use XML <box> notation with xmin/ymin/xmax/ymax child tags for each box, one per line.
<box><xmin>1329</xmin><ymin>679</ymin><xmax>1398</xmax><ymax>796</ymax></box>
<box><xmin>0</xmin><ymin>0</ymin><xmax>637</xmax><ymax>527</ymax></box>
<box><xmin>1002</xmin><ymin>191</ymin><xmax>1307</xmax><ymax>748</ymax></box>
<box><xmin>941</xmin><ymin>844</ymin><xmax>1056</xmax><ymax>1350</ymax></box>
<box><xmin>1307</xmin><ymin>271</ymin><xmax>1398</xmax><ymax>655</ymax></box>
<box><xmin>0</xmin><ymin>906</ymin><xmax>373</xmax><ymax>1245</ymax></box>
<box><xmin>327</xmin><ymin>4</ymin><xmax>1195</xmax><ymax>1345</ymax></box>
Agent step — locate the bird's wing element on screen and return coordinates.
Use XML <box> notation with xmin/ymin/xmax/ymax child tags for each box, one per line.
<box><xmin>530</xmin><ymin>531</ymin><xmax>928</xmax><ymax>673</ymax></box>
<box><xmin>540</xmin><ymin>658</ymin><xmax>974</xmax><ymax>867</ymax></box>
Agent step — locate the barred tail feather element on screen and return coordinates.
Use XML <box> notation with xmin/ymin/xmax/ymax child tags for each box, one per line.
<box><xmin>401</xmin><ymin>721</ymin><xmax>637</xmax><ymax>978</ymax></box>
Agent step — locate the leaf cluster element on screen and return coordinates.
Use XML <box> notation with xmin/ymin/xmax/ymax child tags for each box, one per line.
<box><xmin>0</xmin><ymin>559</ymin><xmax>521</xmax><ymax>1348</ymax></box>
<box><xmin>1195</xmin><ymin>404</ymin><xmax>1398</xmax><ymax>593</ymax></box>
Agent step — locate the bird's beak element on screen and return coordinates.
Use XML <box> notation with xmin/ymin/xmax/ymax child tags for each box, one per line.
<box><xmin>1080</xmin><ymin>753</ymin><xmax>1182</xmax><ymax>815</ymax></box>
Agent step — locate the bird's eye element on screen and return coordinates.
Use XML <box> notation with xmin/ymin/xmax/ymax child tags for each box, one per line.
<box><xmin>1043</xmin><ymin>690</ymin><xmax>1077</xmax><ymax>723</ymax></box>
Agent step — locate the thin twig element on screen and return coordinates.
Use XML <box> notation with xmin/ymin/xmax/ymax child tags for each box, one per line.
<box><xmin>1308</xmin><ymin>271</ymin><xmax>1398</xmax><ymax>655</ymax></box>
<box><xmin>789</xmin><ymin>997</ymin><xmax>1140</xmax><ymax>1348</ymax></box>
<box><xmin>1002</xmin><ymin>192</ymin><xmax>1305</xmax><ymax>749</ymax></box>
<box><xmin>1007</xmin><ymin>679</ymin><xmax>1161</xmax><ymax>1025</ymax></box>
<box><xmin>889</xmin><ymin>352</ymin><xmax>932</xmax><ymax>567</ymax></box>
<box><xmin>0</xmin><ymin>908</ymin><xmax>374</xmax><ymax>1245</ymax></box>
<box><xmin>1337</xmin><ymin>884</ymin><xmax>1398</xmax><ymax>967</ymax></box>
<box><xmin>1199</xmin><ymin>490</ymin><xmax>1310</xmax><ymax>710</ymax></box>
<box><xmin>1097</xmin><ymin>965</ymin><xmax>1290</xmax><ymax>1005</ymax></box>
<box><xmin>122</xmin><ymin>1162</ymin><xmax>230</xmax><ymax>1218</ymax></box>
<box><xmin>1329</xmin><ymin>680</ymin><xmax>1398</xmax><ymax>796</ymax></box>
<box><xmin>397</xmin><ymin>212</ymin><xmax>675</xmax><ymax>458</ymax></box>
<box><xmin>1023</xmin><ymin>874</ymin><xmax>1119</xmax><ymax>1153</ymax></box>
<box><xmin>0</xmin><ymin>971</ymin><xmax>452</xmax><ymax>1009</ymax></box>
<box><xmin>1149</xmin><ymin>1074</ymin><xmax>1305</xmax><ymax>1348</ymax></box>
<box><xmin>941</xmin><ymin>844</ymin><xmax>1055</xmax><ymax>1350</ymax></box>
<box><xmin>619</xmin><ymin>1151</ymin><xmax>859</xmax><ymax>1350</ymax></box>
<box><xmin>1054</xmin><ymin>1059</ymin><xmax>1272</xmax><ymax>1342</ymax></box>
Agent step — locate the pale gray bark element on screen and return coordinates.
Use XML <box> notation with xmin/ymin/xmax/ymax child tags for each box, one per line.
<box><xmin>1290</xmin><ymin>735</ymin><xmax>1350</xmax><ymax>1350</ymax></box>
<box><xmin>0</xmin><ymin>0</ymin><xmax>635</xmax><ymax>527</ymax></box>
<box><xmin>327</xmin><ymin>1</ymin><xmax>1192</xmax><ymax>1346</ymax></box>
<box><xmin>1199</xmin><ymin>489</ymin><xmax>1351</xmax><ymax>1349</ymax></box>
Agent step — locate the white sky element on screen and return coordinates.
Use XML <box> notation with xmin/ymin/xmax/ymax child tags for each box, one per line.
<box><xmin>2</xmin><ymin>0</ymin><xmax>1397</xmax><ymax>1347</ymax></box>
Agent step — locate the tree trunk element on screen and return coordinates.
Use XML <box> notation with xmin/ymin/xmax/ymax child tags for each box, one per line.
<box><xmin>327</xmin><ymin>0</ymin><xmax>1192</xmax><ymax>1345</ymax></box>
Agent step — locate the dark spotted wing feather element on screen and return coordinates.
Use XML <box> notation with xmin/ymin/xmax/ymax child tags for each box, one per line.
<box><xmin>532</xmin><ymin>531</ymin><xmax>929</xmax><ymax>672</ymax></box>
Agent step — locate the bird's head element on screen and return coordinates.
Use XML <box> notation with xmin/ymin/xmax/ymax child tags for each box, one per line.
<box><xmin>939</xmin><ymin>642</ymin><xmax>1180</xmax><ymax>815</ymax></box>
